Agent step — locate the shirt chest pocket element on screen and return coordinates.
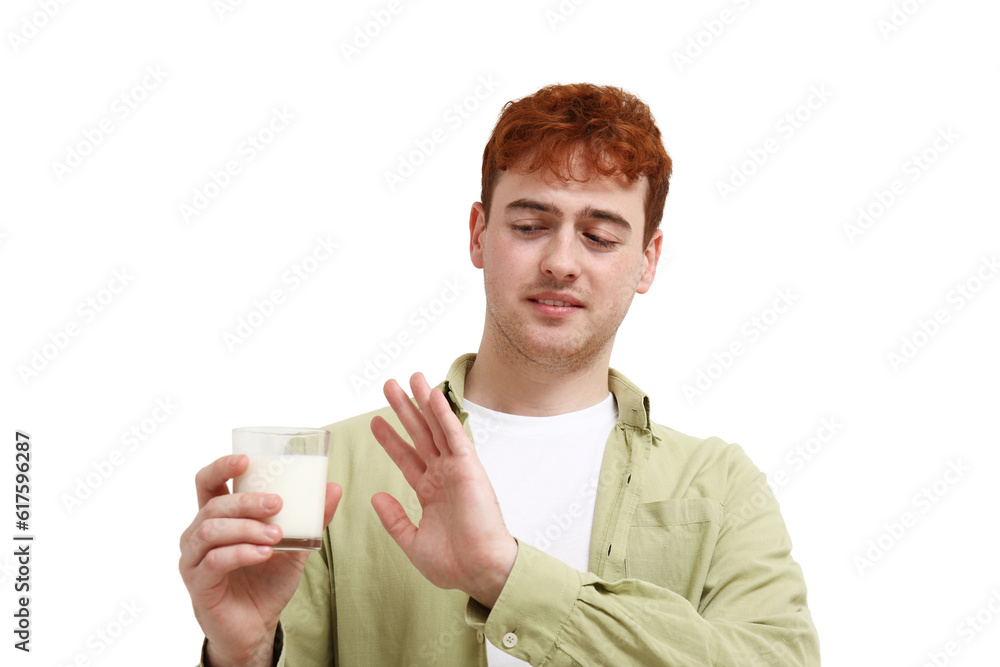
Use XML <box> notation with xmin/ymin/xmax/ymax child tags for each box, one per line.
<box><xmin>625</xmin><ymin>498</ymin><xmax>723</xmax><ymax>606</ymax></box>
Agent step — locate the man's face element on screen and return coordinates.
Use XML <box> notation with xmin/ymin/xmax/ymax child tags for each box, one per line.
<box><xmin>469</xmin><ymin>163</ymin><xmax>662</xmax><ymax>372</ymax></box>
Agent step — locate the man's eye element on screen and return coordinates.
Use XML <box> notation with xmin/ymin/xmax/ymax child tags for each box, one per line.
<box><xmin>585</xmin><ymin>234</ymin><xmax>617</xmax><ymax>249</ymax></box>
<box><xmin>513</xmin><ymin>225</ymin><xmax>544</xmax><ymax>233</ymax></box>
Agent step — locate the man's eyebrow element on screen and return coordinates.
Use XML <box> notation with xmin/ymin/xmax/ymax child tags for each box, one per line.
<box><xmin>505</xmin><ymin>198</ymin><xmax>562</xmax><ymax>216</ymax></box>
<box><xmin>504</xmin><ymin>198</ymin><xmax>633</xmax><ymax>230</ymax></box>
<box><xmin>580</xmin><ymin>205</ymin><xmax>632</xmax><ymax>230</ymax></box>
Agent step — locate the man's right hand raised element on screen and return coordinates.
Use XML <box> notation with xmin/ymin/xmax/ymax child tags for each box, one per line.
<box><xmin>178</xmin><ymin>454</ymin><xmax>341</xmax><ymax>667</ymax></box>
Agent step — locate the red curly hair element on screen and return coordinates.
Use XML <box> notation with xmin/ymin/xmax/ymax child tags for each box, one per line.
<box><xmin>481</xmin><ymin>83</ymin><xmax>672</xmax><ymax>248</ymax></box>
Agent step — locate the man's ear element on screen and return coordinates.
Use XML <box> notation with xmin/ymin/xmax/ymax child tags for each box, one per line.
<box><xmin>635</xmin><ymin>228</ymin><xmax>663</xmax><ymax>295</ymax></box>
<box><xmin>470</xmin><ymin>202</ymin><xmax>487</xmax><ymax>269</ymax></box>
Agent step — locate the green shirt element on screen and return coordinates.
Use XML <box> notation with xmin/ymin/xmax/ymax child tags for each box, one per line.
<box><xmin>199</xmin><ymin>353</ymin><xmax>819</xmax><ymax>665</ymax></box>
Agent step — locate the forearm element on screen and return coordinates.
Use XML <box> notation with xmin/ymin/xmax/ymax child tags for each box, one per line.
<box><xmin>467</xmin><ymin>542</ymin><xmax>818</xmax><ymax>666</ymax></box>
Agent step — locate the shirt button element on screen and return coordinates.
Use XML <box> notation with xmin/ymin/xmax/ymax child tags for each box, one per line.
<box><xmin>476</xmin><ymin>630</ymin><xmax>484</xmax><ymax>644</ymax></box>
<box><xmin>502</xmin><ymin>632</ymin><xmax>518</xmax><ymax>648</ymax></box>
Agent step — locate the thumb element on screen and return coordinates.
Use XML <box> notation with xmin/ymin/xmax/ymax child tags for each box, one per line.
<box><xmin>371</xmin><ymin>492</ymin><xmax>417</xmax><ymax>555</ymax></box>
<box><xmin>323</xmin><ymin>482</ymin><xmax>343</xmax><ymax>526</ymax></box>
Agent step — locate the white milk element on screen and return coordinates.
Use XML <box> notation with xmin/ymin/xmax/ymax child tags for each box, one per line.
<box><xmin>234</xmin><ymin>455</ymin><xmax>328</xmax><ymax>539</ymax></box>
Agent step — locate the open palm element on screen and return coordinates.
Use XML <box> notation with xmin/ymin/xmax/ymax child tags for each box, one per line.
<box><xmin>370</xmin><ymin>373</ymin><xmax>518</xmax><ymax>608</ymax></box>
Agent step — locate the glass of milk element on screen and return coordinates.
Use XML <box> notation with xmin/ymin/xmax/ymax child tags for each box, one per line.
<box><xmin>232</xmin><ymin>426</ymin><xmax>330</xmax><ymax>551</ymax></box>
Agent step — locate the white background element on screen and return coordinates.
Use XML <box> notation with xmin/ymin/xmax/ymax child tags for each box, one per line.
<box><xmin>2</xmin><ymin>0</ymin><xmax>999</xmax><ymax>665</ymax></box>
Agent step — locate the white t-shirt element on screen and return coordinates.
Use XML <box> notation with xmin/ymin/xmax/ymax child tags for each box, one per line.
<box><xmin>462</xmin><ymin>393</ymin><xmax>619</xmax><ymax>666</ymax></box>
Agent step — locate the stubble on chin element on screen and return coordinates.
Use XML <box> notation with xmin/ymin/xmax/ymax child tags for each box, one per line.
<box><xmin>484</xmin><ymin>298</ymin><xmax>617</xmax><ymax>375</ymax></box>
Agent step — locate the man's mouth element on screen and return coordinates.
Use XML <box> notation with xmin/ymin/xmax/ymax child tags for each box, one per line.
<box><xmin>533</xmin><ymin>299</ymin><xmax>577</xmax><ymax>307</ymax></box>
<box><xmin>527</xmin><ymin>293</ymin><xmax>584</xmax><ymax>314</ymax></box>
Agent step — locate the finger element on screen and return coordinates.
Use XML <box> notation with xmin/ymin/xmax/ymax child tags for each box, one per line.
<box><xmin>322</xmin><ymin>482</ymin><xmax>343</xmax><ymax>527</ymax></box>
<box><xmin>371</xmin><ymin>492</ymin><xmax>418</xmax><ymax>557</ymax></box>
<box><xmin>181</xmin><ymin>516</ymin><xmax>282</xmax><ymax>571</ymax></box>
<box><xmin>187</xmin><ymin>543</ymin><xmax>278</xmax><ymax>600</ymax></box>
<box><xmin>370</xmin><ymin>416</ymin><xmax>427</xmax><ymax>490</ymax></box>
<box><xmin>410</xmin><ymin>372</ymin><xmax>452</xmax><ymax>455</ymax></box>
<box><xmin>383</xmin><ymin>378</ymin><xmax>439</xmax><ymax>460</ymax></box>
<box><xmin>429</xmin><ymin>387</ymin><xmax>475</xmax><ymax>456</ymax></box>
<box><xmin>195</xmin><ymin>454</ymin><xmax>248</xmax><ymax>509</ymax></box>
<box><xmin>180</xmin><ymin>491</ymin><xmax>282</xmax><ymax>560</ymax></box>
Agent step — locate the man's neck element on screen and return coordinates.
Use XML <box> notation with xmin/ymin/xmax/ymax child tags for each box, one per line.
<box><xmin>463</xmin><ymin>337</ymin><xmax>612</xmax><ymax>417</ymax></box>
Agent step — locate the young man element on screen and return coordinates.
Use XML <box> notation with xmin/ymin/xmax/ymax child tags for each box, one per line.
<box><xmin>180</xmin><ymin>83</ymin><xmax>820</xmax><ymax>666</ymax></box>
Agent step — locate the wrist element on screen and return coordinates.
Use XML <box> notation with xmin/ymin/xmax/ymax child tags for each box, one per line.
<box><xmin>205</xmin><ymin>631</ymin><xmax>277</xmax><ymax>667</ymax></box>
<box><xmin>471</xmin><ymin>537</ymin><xmax>518</xmax><ymax>609</ymax></box>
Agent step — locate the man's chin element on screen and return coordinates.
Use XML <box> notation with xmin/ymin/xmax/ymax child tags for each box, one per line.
<box><xmin>518</xmin><ymin>339</ymin><xmax>603</xmax><ymax>370</ymax></box>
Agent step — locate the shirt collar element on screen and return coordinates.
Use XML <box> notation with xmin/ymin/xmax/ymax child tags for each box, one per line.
<box><xmin>438</xmin><ymin>353</ymin><xmax>651</xmax><ymax>430</ymax></box>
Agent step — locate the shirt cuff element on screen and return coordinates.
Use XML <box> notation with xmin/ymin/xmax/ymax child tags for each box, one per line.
<box><xmin>272</xmin><ymin>622</ymin><xmax>285</xmax><ymax>666</ymax></box>
<box><xmin>198</xmin><ymin>625</ymin><xmax>283</xmax><ymax>667</ymax></box>
<box><xmin>464</xmin><ymin>538</ymin><xmax>581</xmax><ymax>664</ymax></box>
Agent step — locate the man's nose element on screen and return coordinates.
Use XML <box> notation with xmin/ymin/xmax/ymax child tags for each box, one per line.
<box><xmin>539</xmin><ymin>230</ymin><xmax>581</xmax><ymax>280</ymax></box>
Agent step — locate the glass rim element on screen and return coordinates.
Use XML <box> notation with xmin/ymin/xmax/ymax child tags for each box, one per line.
<box><xmin>232</xmin><ymin>426</ymin><xmax>329</xmax><ymax>437</ymax></box>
